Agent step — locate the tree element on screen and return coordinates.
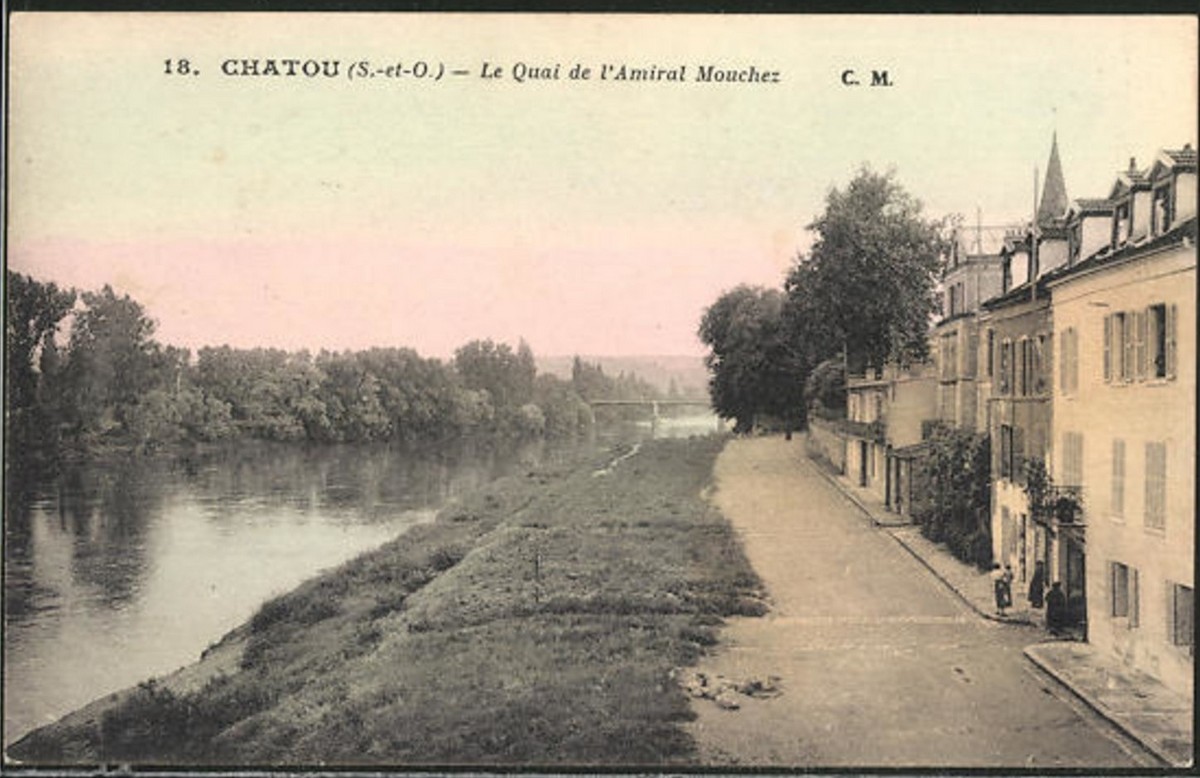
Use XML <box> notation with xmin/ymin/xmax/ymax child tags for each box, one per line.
<box><xmin>785</xmin><ymin>168</ymin><xmax>945</xmax><ymax>373</ymax></box>
<box><xmin>453</xmin><ymin>339</ymin><xmax>535</xmax><ymax>412</ymax></box>
<box><xmin>5</xmin><ymin>271</ymin><xmax>77</xmax><ymax>460</ymax></box>
<box><xmin>698</xmin><ymin>285</ymin><xmax>806</xmax><ymax>433</ymax></box>
<box><xmin>63</xmin><ymin>285</ymin><xmax>168</xmax><ymax>440</ymax></box>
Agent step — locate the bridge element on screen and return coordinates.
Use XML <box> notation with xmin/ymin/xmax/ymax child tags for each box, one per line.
<box><xmin>587</xmin><ymin>399</ymin><xmax>720</xmax><ymax>431</ymax></box>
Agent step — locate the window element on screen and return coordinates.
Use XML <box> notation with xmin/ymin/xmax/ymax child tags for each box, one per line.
<box><xmin>941</xmin><ymin>334</ymin><xmax>957</xmax><ymax>381</ymax></box>
<box><xmin>1110</xmin><ymin>563</ymin><xmax>1139</xmax><ymax>625</ymax></box>
<box><xmin>1000</xmin><ymin>424</ymin><xmax>1013</xmax><ymax>480</ymax></box>
<box><xmin>1144</xmin><ymin>441</ymin><xmax>1166</xmax><ymax>532</ymax></box>
<box><xmin>1111</xmin><ymin>439</ymin><xmax>1125</xmax><ymax>519</ymax></box>
<box><xmin>1069</xmin><ymin>221</ymin><xmax>1082</xmax><ymax>266</ymax></box>
<box><xmin>1105</xmin><ymin>313</ymin><xmax>1132</xmax><ymax>382</ymax></box>
<box><xmin>999</xmin><ymin>340</ymin><xmax>1012</xmax><ymax>395</ymax></box>
<box><xmin>1034</xmin><ymin>334</ymin><xmax>1048</xmax><ymax>395</ymax></box>
<box><xmin>1062</xmin><ymin>431</ymin><xmax>1084</xmax><ymax>487</ymax></box>
<box><xmin>1017</xmin><ymin>339</ymin><xmax>1029</xmax><ymax>396</ymax></box>
<box><xmin>1152</xmin><ymin>185</ymin><xmax>1172</xmax><ymax>236</ymax></box>
<box><xmin>1133</xmin><ymin>309</ymin><xmax>1147</xmax><ymax>380</ymax></box>
<box><xmin>986</xmin><ymin>329</ymin><xmax>995</xmax><ymax>379</ymax></box>
<box><xmin>1105</xmin><ymin>305</ymin><xmax>1177</xmax><ymax>384</ymax></box>
<box><xmin>1059</xmin><ymin>328</ymin><xmax>1078</xmax><ymax>394</ymax></box>
<box><xmin>1170</xmin><ymin>583</ymin><xmax>1193</xmax><ymax>653</ymax></box>
<box><xmin>1147</xmin><ymin>303</ymin><xmax>1177</xmax><ymax>379</ymax></box>
<box><xmin>1113</xmin><ymin>201</ymin><xmax>1132</xmax><ymax>247</ymax></box>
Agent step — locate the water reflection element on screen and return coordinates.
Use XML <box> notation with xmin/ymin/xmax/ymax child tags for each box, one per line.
<box><xmin>3</xmin><ymin>415</ymin><xmax>716</xmax><ymax>746</ymax></box>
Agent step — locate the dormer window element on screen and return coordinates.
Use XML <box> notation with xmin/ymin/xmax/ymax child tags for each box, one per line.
<box><xmin>1152</xmin><ymin>184</ymin><xmax>1172</xmax><ymax>236</ymax></box>
<box><xmin>1112</xmin><ymin>201</ymin><xmax>1132</xmax><ymax>247</ymax></box>
<box><xmin>1068</xmin><ymin>220</ymin><xmax>1082</xmax><ymax>265</ymax></box>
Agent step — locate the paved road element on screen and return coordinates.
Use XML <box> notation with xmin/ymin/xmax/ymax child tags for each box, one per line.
<box><xmin>687</xmin><ymin>436</ymin><xmax>1158</xmax><ymax>768</ymax></box>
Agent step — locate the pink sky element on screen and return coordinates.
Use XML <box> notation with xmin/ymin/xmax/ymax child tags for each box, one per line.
<box><xmin>9</xmin><ymin>14</ymin><xmax>1196</xmax><ymax>360</ymax></box>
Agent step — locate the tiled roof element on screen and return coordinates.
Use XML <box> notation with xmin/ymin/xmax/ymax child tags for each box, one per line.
<box><xmin>1071</xmin><ymin>198</ymin><xmax>1113</xmax><ymax>214</ymax></box>
<box><xmin>1163</xmin><ymin>146</ymin><xmax>1198</xmax><ymax>168</ymax></box>
<box><xmin>1044</xmin><ymin>215</ymin><xmax>1198</xmax><ymax>287</ymax></box>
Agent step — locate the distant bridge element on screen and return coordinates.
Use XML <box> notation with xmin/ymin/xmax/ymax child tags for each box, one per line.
<box><xmin>587</xmin><ymin>399</ymin><xmax>719</xmax><ymax>430</ymax></box>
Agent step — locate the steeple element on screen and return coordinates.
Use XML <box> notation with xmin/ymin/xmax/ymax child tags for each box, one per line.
<box><xmin>1037</xmin><ymin>132</ymin><xmax>1069</xmax><ymax>227</ymax></box>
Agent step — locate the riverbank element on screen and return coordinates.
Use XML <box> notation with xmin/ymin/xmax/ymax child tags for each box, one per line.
<box><xmin>7</xmin><ymin>435</ymin><xmax>763</xmax><ymax>767</ymax></box>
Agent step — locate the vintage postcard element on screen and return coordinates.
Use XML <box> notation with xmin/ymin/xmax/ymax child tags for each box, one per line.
<box><xmin>4</xmin><ymin>12</ymin><xmax>1197</xmax><ymax>771</ymax></box>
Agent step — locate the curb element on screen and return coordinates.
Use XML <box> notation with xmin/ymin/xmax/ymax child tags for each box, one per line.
<box><xmin>1023</xmin><ymin>646</ymin><xmax>1176</xmax><ymax>768</ymax></box>
<box><xmin>806</xmin><ymin>453</ymin><xmax>1033</xmax><ymax>626</ymax></box>
<box><xmin>886</xmin><ymin>526</ymin><xmax>1035</xmax><ymax>626</ymax></box>
<box><xmin>805</xmin><ymin>457</ymin><xmax>903</xmax><ymax>528</ymax></box>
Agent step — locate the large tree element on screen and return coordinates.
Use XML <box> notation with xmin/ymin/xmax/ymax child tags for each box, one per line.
<box><xmin>5</xmin><ymin>271</ymin><xmax>77</xmax><ymax>460</ymax></box>
<box><xmin>785</xmin><ymin>168</ymin><xmax>945</xmax><ymax>374</ymax></box>
<box><xmin>63</xmin><ymin>285</ymin><xmax>170</xmax><ymax>440</ymax></box>
<box><xmin>698</xmin><ymin>285</ymin><xmax>806</xmax><ymax>433</ymax></box>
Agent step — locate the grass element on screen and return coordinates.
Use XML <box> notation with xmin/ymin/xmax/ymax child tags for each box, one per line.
<box><xmin>9</xmin><ymin>435</ymin><xmax>764</xmax><ymax>767</ymax></box>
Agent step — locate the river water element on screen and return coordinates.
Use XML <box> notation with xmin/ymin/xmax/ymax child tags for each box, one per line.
<box><xmin>3</xmin><ymin>413</ymin><xmax>718</xmax><ymax>746</ymax></box>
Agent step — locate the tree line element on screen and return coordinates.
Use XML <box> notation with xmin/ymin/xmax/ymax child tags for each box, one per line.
<box><xmin>5</xmin><ymin>272</ymin><xmax>662</xmax><ymax>468</ymax></box>
<box><xmin>698</xmin><ymin>168</ymin><xmax>947</xmax><ymax>432</ymax></box>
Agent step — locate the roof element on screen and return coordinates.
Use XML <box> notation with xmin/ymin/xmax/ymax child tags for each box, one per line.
<box><xmin>1149</xmin><ymin>145</ymin><xmax>1198</xmax><ymax>182</ymax></box>
<box><xmin>1162</xmin><ymin>145</ymin><xmax>1198</xmax><ymax>169</ymax></box>
<box><xmin>1037</xmin><ymin>134</ymin><xmax>1070</xmax><ymax>227</ymax></box>
<box><xmin>1069</xmin><ymin>198</ymin><xmax>1113</xmax><ymax>215</ymax></box>
<box><xmin>1108</xmin><ymin>158</ymin><xmax>1151</xmax><ymax>199</ymax></box>
<box><xmin>1044</xmin><ymin>215</ymin><xmax>1198</xmax><ymax>287</ymax></box>
<box><xmin>980</xmin><ymin>276</ymin><xmax>1052</xmax><ymax>312</ymax></box>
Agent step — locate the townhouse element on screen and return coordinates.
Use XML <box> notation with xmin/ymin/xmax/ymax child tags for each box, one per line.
<box><xmin>1045</xmin><ymin>146</ymin><xmax>1196</xmax><ymax>694</ymax></box>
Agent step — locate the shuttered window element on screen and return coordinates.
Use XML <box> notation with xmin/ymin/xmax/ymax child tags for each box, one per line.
<box><xmin>1171</xmin><ymin>584</ymin><xmax>1194</xmax><ymax>653</ymax></box>
<box><xmin>1111</xmin><ymin>439</ymin><xmax>1125</xmax><ymax>519</ymax></box>
<box><xmin>1103</xmin><ymin>315</ymin><xmax>1112</xmax><ymax>382</ymax></box>
<box><xmin>1112</xmin><ymin>562</ymin><xmax>1130</xmax><ymax>618</ymax></box>
<box><xmin>1062</xmin><ymin>431</ymin><xmax>1083</xmax><ymax>487</ymax></box>
<box><xmin>1144</xmin><ymin>441</ymin><xmax>1167</xmax><ymax>532</ymax></box>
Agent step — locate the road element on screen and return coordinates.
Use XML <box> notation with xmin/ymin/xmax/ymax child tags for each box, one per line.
<box><xmin>687</xmin><ymin>436</ymin><xmax>1157</xmax><ymax>768</ymax></box>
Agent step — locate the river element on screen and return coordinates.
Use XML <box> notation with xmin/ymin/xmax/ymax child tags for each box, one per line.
<box><xmin>3</xmin><ymin>413</ymin><xmax>719</xmax><ymax>746</ymax></box>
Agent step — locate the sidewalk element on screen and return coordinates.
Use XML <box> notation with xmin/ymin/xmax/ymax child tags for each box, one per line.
<box><xmin>809</xmin><ymin>451</ymin><xmax>1194</xmax><ymax>768</ymax></box>
<box><xmin>1025</xmin><ymin>642</ymin><xmax>1194</xmax><ymax>767</ymax></box>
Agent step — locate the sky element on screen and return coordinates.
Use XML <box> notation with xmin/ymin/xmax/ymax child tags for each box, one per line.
<box><xmin>8</xmin><ymin>14</ymin><xmax>1197</xmax><ymax>359</ymax></box>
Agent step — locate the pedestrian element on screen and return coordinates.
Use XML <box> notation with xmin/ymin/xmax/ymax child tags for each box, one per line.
<box><xmin>1046</xmin><ymin>581</ymin><xmax>1067</xmax><ymax>634</ymax></box>
<box><xmin>992</xmin><ymin>563</ymin><xmax>1011</xmax><ymax>616</ymax></box>
<box><xmin>1028</xmin><ymin>560</ymin><xmax>1046</xmax><ymax>608</ymax></box>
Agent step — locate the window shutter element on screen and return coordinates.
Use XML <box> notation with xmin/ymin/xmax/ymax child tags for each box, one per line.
<box><xmin>1103</xmin><ymin>315</ymin><xmax>1112</xmax><ymax>382</ymax></box>
<box><xmin>1059</xmin><ymin>331</ymin><xmax>1067</xmax><ymax>392</ymax></box>
<box><xmin>1013</xmin><ymin>426</ymin><xmax>1026</xmax><ymax>483</ymax></box>
<box><xmin>1123</xmin><ymin>314</ymin><xmax>1134</xmax><ymax>383</ymax></box>
<box><xmin>1167</xmin><ymin>304</ymin><xmax>1177</xmax><ymax>379</ymax></box>
<box><xmin>1107</xmin><ymin>561</ymin><xmax>1116</xmax><ymax>617</ymax></box>
<box><xmin>1069</xmin><ymin>330</ymin><xmax>1078</xmax><ymax>393</ymax></box>
<box><xmin>1167</xmin><ymin>581</ymin><xmax>1175</xmax><ymax>644</ymax></box>
<box><xmin>1135</xmin><ymin>310</ymin><xmax>1147</xmax><ymax>381</ymax></box>
<box><xmin>1129</xmin><ymin>568</ymin><xmax>1140</xmax><ymax>628</ymax></box>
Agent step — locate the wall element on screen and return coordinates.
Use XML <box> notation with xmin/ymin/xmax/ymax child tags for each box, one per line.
<box><xmin>1051</xmin><ymin>238</ymin><xmax>1195</xmax><ymax>697</ymax></box>
<box><xmin>806</xmin><ymin>417</ymin><xmax>846</xmax><ymax>475</ymax></box>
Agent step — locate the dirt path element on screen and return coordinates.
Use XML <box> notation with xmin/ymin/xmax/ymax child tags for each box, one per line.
<box><xmin>685</xmin><ymin>435</ymin><xmax>1142</xmax><ymax>769</ymax></box>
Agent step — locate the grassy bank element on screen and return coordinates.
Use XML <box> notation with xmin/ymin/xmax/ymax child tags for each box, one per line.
<box><xmin>9</xmin><ymin>436</ymin><xmax>764</xmax><ymax>767</ymax></box>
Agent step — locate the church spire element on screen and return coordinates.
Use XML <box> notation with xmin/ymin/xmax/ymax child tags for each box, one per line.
<box><xmin>1037</xmin><ymin>132</ymin><xmax>1069</xmax><ymax>227</ymax></box>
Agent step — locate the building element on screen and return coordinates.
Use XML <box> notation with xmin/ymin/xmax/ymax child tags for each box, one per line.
<box><xmin>978</xmin><ymin>134</ymin><xmax>1072</xmax><ymax>613</ymax></box>
<box><xmin>935</xmin><ymin>221</ymin><xmax>1007</xmax><ymax>432</ymax></box>
<box><xmin>1045</xmin><ymin>145</ymin><xmax>1196</xmax><ymax>694</ymax></box>
<box><xmin>842</xmin><ymin>362</ymin><xmax>939</xmax><ymax>516</ymax></box>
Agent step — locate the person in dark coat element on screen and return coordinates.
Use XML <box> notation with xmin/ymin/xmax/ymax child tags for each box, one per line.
<box><xmin>1028</xmin><ymin>560</ymin><xmax>1047</xmax><ymax>608</ymax></box>
<box><xmin>1046</xmin><ymin>581</ymin><xmax>1067</xmax><ymax>634</ymax></box>
<box><xmin>992</xmin><ymin>563</ymin><xmax>1011</xmax><ymax>615</ymax></box>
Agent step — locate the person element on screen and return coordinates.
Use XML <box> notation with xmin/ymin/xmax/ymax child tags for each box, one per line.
<box><xmin>1028</xmin><ymin>560</ymin><xmax>1046</xmax><ymax>609</ymax></box>
<box><xmin>992</xmin><ymin>563</ymin><xmax>1011</xmax><ymax>616</ymax></box>
<box><xmin>1046</xmin><ymin>582</ymin><xmax>1067</xmax><ymax>634</ymax></box>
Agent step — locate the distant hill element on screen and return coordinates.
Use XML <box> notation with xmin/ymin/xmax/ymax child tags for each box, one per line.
<box><xmin>537</xmin><ymin>355</ymin><xmax>709</xmax><ymax>400</ymax></box>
